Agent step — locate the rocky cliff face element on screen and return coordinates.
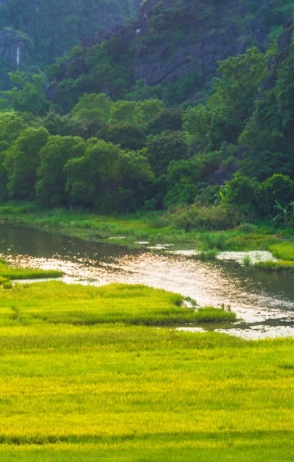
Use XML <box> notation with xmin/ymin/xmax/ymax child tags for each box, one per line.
<box><xmin>0</xmin><ymin>0</ymin><xmax>140</xmax><ymax>70</ymax></box>
<box><xmin>46</xmin><ymin>0</ymin><xmax>293</xmax><ymax>106</ymax></box>
<box><xmin>0</xmin><ymin>29</ymin><xmax>29</xmax><ymax>69</ymax></box>
<box><xmin>132</xmin><ymin>0</ymin><xmax>270</xmax><ymax>87</ymax></box>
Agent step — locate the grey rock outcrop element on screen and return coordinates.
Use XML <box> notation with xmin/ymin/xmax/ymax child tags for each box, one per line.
<box><xmin>132</xmin><ymin>0</ymin><xmax>270</xmax><ymax>88</ymax></box>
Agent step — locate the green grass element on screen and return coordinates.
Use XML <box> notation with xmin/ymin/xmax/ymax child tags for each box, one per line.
<box><xmin>269</xmin><ymin>242</ymin><xmax>294</xmax><ymax>260</ymax></box>
<box><xmin>252</xmin><ymin>242</ymin><xmax>294</xmax><ymax>272</ymax></box>
<box><xmin>255</xmin><ymin>260</ymin><xmax>294</xmax><ymax>272</ymax></box>
<box><xmin>0</xmin><ymin>204</ymin><xmax>293</xmax><ymax>253</ymax></box>
<box><xmin>0</xmin><ymin>277</ymin><xmax>291</xmax><ymax>459</ymax></box>
<box><xmin>0</xmin><ymin>261</ymin><xmax>62</xmax><ymax>280</ymax></box>
<box><xmin>0</xmin><ymin>303</ymin><xmax>291</xmax><ymax>459</ymax></box>
<box><xmin>0</xmin><ymin>281</ymin><xmax>236</xmax><ymax>326</ymax></box>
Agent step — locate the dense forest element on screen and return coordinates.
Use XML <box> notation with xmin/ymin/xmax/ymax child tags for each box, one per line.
<box><xmin>0</xmin><ymin>0</ymin><xmax>294</xmax><ymax>228</ymax></box>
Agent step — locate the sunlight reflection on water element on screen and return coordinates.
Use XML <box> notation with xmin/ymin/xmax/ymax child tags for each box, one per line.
<box><xmin>1</xmin><ymin>224</ymin><xmax>294</xmax><ymax>339</ymax></box>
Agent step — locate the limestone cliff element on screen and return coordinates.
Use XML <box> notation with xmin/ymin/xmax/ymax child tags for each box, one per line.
<box><xmin>132</xmin><ymin>0</ymin><xmax>270</xmax><ymax>87</ymax></box>
<box><xmin>0</xmin><ymin>0</ymin><xmax>140</xmax><ymax>70</ymax></box>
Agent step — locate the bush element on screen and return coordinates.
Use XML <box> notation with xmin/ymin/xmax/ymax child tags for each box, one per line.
<box><xmin>257</xmin><ymin>174</ymin><xmax>294</xmax><ymax>217</ymax></box>
<box><xmin>168</xmin><ymin>204</ymin><xmax>243</xmax><ymax>231</ymax></box>
<box><xmin>225</xmin><ymin>172</ymin><xmax>258</xmax><ymax>207</ymax></box>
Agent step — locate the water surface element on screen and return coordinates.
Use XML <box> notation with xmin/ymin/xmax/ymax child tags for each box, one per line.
<box><xmin>1</xmin><ymin>224</ymin><xmax>294</xmax><ymax>339</ymax></box>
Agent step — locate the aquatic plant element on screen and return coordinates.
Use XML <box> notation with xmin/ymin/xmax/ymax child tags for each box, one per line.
<box><xmin>242</xmin><ymin>255</ymin><xmax>252</xmax><ymax>266</ymax></box>
<box><xmin>198</xmin><ymin>249</ymin><xmax>219</xmax><ymax>260</ymax></box>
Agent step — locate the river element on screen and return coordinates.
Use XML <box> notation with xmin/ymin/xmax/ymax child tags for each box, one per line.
<box><xmin>1</xmin><ymin>224</ymin><xmax>294</xmax><ymax>339</ymax></box>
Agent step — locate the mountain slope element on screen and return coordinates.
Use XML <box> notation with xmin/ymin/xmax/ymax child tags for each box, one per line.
<box><xmin>0</xmin><ymin>0</ymin><xmax>140</xmax><ymax>80</ymax></box>
<box><xmin>45</xmin><ymin>0</ymin><xmax>293</xmax><ymax>109</ymax></box>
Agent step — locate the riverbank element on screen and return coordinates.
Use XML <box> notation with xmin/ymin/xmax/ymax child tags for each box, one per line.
<box><xmin>1</xmin><ymin>205</ymin><xmax>294</xmax><ymax>271</ymax></box>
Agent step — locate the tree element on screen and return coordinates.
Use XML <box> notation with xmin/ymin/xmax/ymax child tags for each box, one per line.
<box><xmin>0</xmin><ymin>112</ymin><xmax>29</xmax><ymax>153</ymax></box>
<box><xmin>5</xmin><ymin>127</ymin><xmax>49</xmax><ymax>200</ymax></box>
<box><xmin>71</xmin><ymin>93</ymin><xmax>112</xmax><ymax>123</ymax></box>
<box><xmin>36</xmin><ymin>135</ymin><xmax>86</xmax><ymax>207</ymax></box>
<box><xmin>39</xmin><ymin>110</ymin><xmax>85</xmax><ymax>137</ymax></box>
<box><xmin>132</xmin><ymin>99</ymin><xmax>165</xmax><ymax>125</ymax></box>
<box><xmin>65</xmin><ymin>139</ymin><xmax>121</xmax><ymax>211</ymax></box>
<box><xmin>225</xmin><ymin>172</ymin><xmax>258</xmax><ymax>207</ymax></box>
<box><xmin>146</xmin><ymin>131</ymin><xmax>189</xmax><ymax>176</ymax></box>
<box><xmin>162</xmin><ymin>158</ymin><xmax>199</xmax><ymax>208</ymax></box>
<box><xmin>183</xmin><ymin>48</ymin><xmax>267</xmax><ymax>152</ymax></box>
<box><xmin>0</xmin><ymin>152</ymin><xmax>8</xmax><ymax>202</ymax></box>
<box><xmin>98</xmin><ymin>124</ymin><xmax>146</xmax><ymax>151</ymax></box>
<box><xmin>148</xmin><ymin>107</ymin><xmax>184</xmax><ymax>135</ymax></box>
<box><xmin>116</xmin><ymin>150</ymin><xmax>154</xmax><ymax>213</ymax></box>
<box><xmin>3</xmin><ymin>72</ymin><xmax>50</xmax><ymax>116</ymax></box>
<box><xmin>238</xmin><ymin>39</ymin><xmax>294</xmax><ymax>180</ymax></box>
<box><xmin>109</xmin><ymin>100</ymin><xmax>137</xmax><ymax>125</ymax></box>
<box><xmin>257</xmin><ymin>174</ymin><xmax>294</xmax><ymax>217</ymax></box>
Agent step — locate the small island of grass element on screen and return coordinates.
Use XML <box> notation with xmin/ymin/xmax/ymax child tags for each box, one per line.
<box><xmin>0</xmin><ymin>258</ymin><xmax>63</xmax><ymax>282</ymax></box>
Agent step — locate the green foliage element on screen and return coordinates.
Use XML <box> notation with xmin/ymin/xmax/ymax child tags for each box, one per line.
<box><xmin>148</xmin><ymin>107</ymin><xmax>184</xmax><ymax>135</ymax></box>
<box><xmin>71</xmin><ymin>93</ymin><xmax>112</xmax><ymax>122</ymax></box>
<box><xmin>64</xmin><ymin>138</ymin><xmax>154</xmax><ymax>213</ymax></box>
<box><xmin>2</xmin><ymin>72</ymin><xmax>50</xmax><ymax>115</ymax></box>
<box><xmin>125</xmin><ymin>79</ymin><xmax>163</xmax><ymax>101</ymax></box>
<box><xmin>38</xmin><ymin>110</ymin><xmax>84</xmax><ymax>137</ymax></box>
<box><xmin>167</xmin><ymin>204</ymin><xmax>242</xmax><ymax>231</ymax></box>
<box><xmin>238</xmin><ymin>37</ymin><xmax>294</xmax><ymax>180</ymax></box>
<box><xmin>115</xmin><ymin>150</ymin><xmax>154</xmax><ymax>213</ymax></box>
<box><xmin>257</xmin><ymin>174</ymin><xmax>294</xmax><ymax>217</ymax></box>
<box><xmin>65</xmin><ymin>139</ymin><xmax>120</xmax><ymax>210</ymax></box>
<box><xmin>162</xmin><ymin>70</ymin><xmax>200</xmax><ymax>105</ymax></box>
<box><xmin>4</xmin><ymin>127</ymin><xmax>49</xmax><ymax>200</ymax></box>
<box><xmin>0</xmin><ymin>2</ymin><xmax>293</xmax><ymax>222</ymax></box>
<box><xmin>98</xmin><ymin>123</ymin><xmax>146</xmax><ymax>151</ymax></box>
<box><xmin>161</xmin><ymin>158</ymin><xmax>200</xmax><ymax>208</ymax></box>
<box><xmin>53</xmin><ymin>42</ymin><xmax>133</xmax><ymax>111</ymax></box>
<box><xmin>183</xmin><ymin>48</ymin><xmax>267</xmax><ymax>151</ymax></box>
<box><xmin>225</xmin><ymin>173</ymin><xmax>257</xmax><ymax>206</ymax></box>
<box><xmin>146</xmin><ymin>130</ymin><xmax>189</xmax><ymax>177</ymax></box>
<box><xmin>36</xmin><ymin>135</ymin><xmax>86</xmax><ymax>208</ymax></box>
<box><xmin>0</xmin><ymin>112</ymin><xmax>29</xmax><ymax>147</ymax></box>
<box><xmin>0</xmin><ymin>0</ymin><xmax>138</xmax><ymax>71</ymax></box>
<box><xmin>108</xmin><ymin>100</ymin><xmax>137</xmax><ymax>125</ymax></box>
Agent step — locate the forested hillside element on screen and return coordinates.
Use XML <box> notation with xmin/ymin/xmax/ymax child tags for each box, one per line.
<box><xmin>0</xmin><ymin>0</ymin><xmax>140</xmax><ymax>86</ymax></box>
<box><xmin>0</xmin><ymin>0</ymin><xmax>294</xmax><ymax>229</ymax></box>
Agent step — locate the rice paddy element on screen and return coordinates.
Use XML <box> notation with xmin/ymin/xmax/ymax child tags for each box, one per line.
<box><xmin>0</xmin><ymin>260</ymin><xmax>292</xmax><ymax>460</ymax></box>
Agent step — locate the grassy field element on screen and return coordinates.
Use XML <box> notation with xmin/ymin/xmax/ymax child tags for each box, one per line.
<box><xmin>0</xmin><ymin>260</ymin><xmax>62</xmax><ymax>281</ymax></box>
<box><xmin>0</xmin><ymin>271</ymin><xmax>292</xmax><ymax>460</ymax></box>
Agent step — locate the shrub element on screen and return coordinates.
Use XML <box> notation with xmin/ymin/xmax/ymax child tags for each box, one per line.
<box><xmin>168</xmin><ymin>204</ymin><xmax>243</xmax><ymax>231</ymax></box>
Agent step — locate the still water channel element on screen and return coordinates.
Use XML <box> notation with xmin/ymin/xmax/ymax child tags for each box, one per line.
<box><xmin>1</xmin><ymin>224</ymin><xmax>294</xmax><ymax>339</ymax></box>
